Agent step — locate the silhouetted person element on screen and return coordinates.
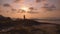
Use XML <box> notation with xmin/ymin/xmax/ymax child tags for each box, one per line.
<box><xmin>23</xmin><ymin>15</ymin><xmax>25</xmax><ymax>20</ymax></box>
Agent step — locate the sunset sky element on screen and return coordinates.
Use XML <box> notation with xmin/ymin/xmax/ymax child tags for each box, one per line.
<box><xmin>0</xmin><ymin>0</ymin><xmax>60</xmax><ymax>19</ymax></box>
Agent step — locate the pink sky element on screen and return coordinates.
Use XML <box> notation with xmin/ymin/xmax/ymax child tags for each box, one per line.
<box><xmin>0</xmin><ymin>0</ymin><xmax>60</xmax><ymax>19</ymax></box>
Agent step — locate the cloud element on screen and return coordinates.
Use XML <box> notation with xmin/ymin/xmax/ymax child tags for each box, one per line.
<box><xmin>42</xmin><ymin>4</ymin><xmax>56</xmax><ymax>11</ymax></box>
<box><xmin>35</xmin><ymin>0</ymin><xmax>46</xmax><ymax>3</ymax></box>
<box><xmin>11</xmin><ymin>8</ymin><xmax>17</xmax><ymax>11</ymax></box>
<box><xmin>29</xmin><ymin>7</ymin><xmax>34</xmax><ymax>10</ymax></box>
<box><xmin>15</xmin><ymin>0</ymin><xmax>20</xmax><ymax>2</ymax></box>
<box><xmin>3</xmin><ymin>4</ymin><xmax>11</xmax><ymax>7</ymax></box>
<box><xmin>14</xmin><ymin>0</ymin><xmax>21</xmax><ymax>3</ymax></box>
<box><xmin>36</xmin><ymin>0</ymin><xmax>41</xmax><ymax>3</ymax></box>
<box><xmin>48</xmin><ymin>5</ymin><xmax>56</xmax><ymax>11</ymax></box>
<box><xmin>50</xmin><ymin>5</ymin><xmax>56</xmax><ymax>9</ymax></box>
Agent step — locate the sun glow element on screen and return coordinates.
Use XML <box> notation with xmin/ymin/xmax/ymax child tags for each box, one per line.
<box><xmin>20</xmin><ymin>6</ymin><xmax>30</xmax><ymax>12</ymax></box>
